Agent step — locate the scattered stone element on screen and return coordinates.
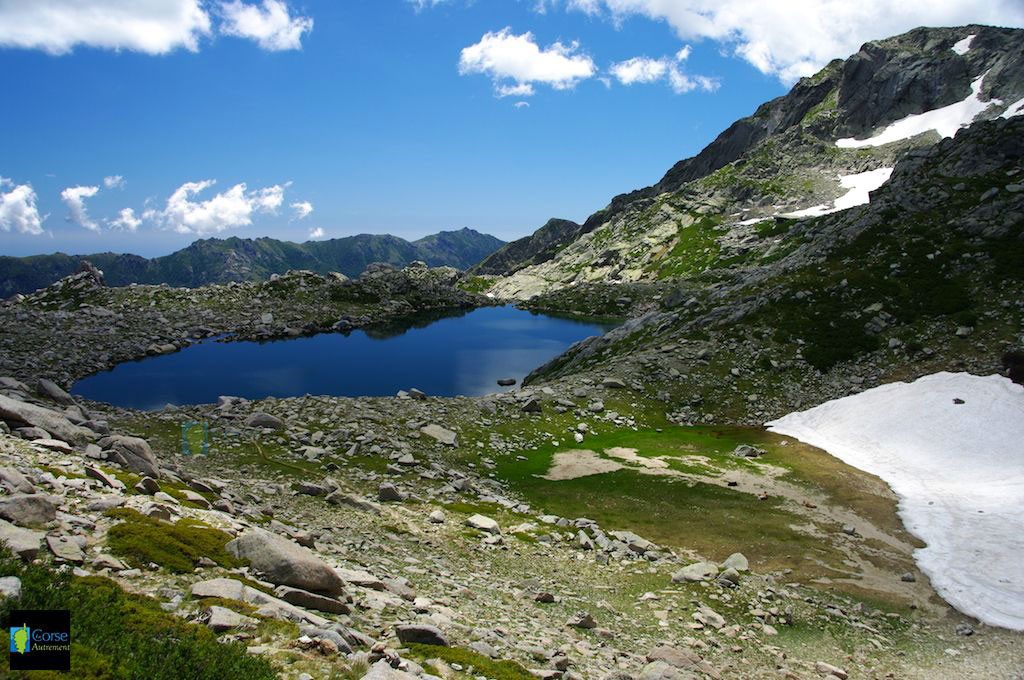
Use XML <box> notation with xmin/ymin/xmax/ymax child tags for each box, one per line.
<box><xmin>0</xmin><ymin>494</ymin><xmax>56</xmax><ymax>527</ymax></box>
<box><xmin>814</xmin><ymin>661</ymin><xmax>849</xmax><ymax>679</ymax></box>
<box><xmin>672</xmin><ymin>561</ymin><xmax>719</xmax><ymax>583</ymax></box>
<box><xmin>721</xmin><ymin>552</ymin><xmax>749</xmax><ymax>572</ymax></box>
<box><xmin>428</xmin><ymin>510</ymin><xmax>445</xmax><ymax>524</ymax></box>
<box><xmin>465</xmin><ymin>514</ymin><xmax>500</xmax><ymax>534</ymax></box>
<box><xmin>0</xmin><ymin>520</ymin><xmax>43</xmax><ymax>560</ymax></box>
<box><xmin>226</xmin><ymin>528</ymin><xmax>346</xmax><ymax>596</ymax></box>
<box><xmin>0</xmin><ymin>394</ymin><xmax>94</xmax><ymax>445</ymax></box>
<box><xmin>245</xmin><ymin>412</ymin><xmax>285</xmax><ymax>430</ymax></box>
<box><xmin>395</xmin><ymin>623</ymin><xmax>449</xmax><ymax>646</ymax></box>
<box><xmin>377</xmin><ymin>482</ymin><xmax>406</xmax><ymax>502</ymax></box>
<box><xmin>46</xmin><ymin>535</ymin><xmax>85</xmax><ymax>563</ymax></box>
<box><xmin>99</xmin><ymin>435</ymin><xmax>160</xmax><ymax>478</ymax></box>
<box><xmin>420</xmin><ymin>423</ymin><xmax>457</xmax><ymax>446</ymax></box>
<box><xmin>0</xmin><ymin>467</ymin><xmax>34</xmax><ymax>494</ymax></box>
<box><xmin>0</xmin><ymin>576</ymin><xmax>22</xmax><ymax>600</ymax></box>
<box><xmin>205</xmin><ymin>605</ymin><xmax>256</xmax><ymax>632</ymax></box>
<box><xmin>567</xmin><ymin>611</ymin><xmax>596</xmax><ymax>629</ymax></box>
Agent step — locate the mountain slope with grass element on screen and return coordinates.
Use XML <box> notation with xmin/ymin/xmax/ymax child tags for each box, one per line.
<box><xmin>0</xmin><ymin>228</ymin><xmax>504</xmax><ymax>296</ymax></box>
<box><xmin>485</xmin><ymin>24</ymin><xmax>1024</xmax><ymax>299</ymax></box>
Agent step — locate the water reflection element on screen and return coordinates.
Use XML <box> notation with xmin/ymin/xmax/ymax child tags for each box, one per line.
<box><xmin>72</xmin><ymin>305</ymin><xmax>618</xmax><ymax>410</ymax></box>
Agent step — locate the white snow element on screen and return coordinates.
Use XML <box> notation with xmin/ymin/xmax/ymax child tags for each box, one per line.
<box><xmin>836</xmin><ymin>74</ymin><xmax>1001</xmax><ymax>148</ymax></box>
<box><xmin>781</xmin><ymin>167</ymin><xmax>893</xmax><ymax>219</ymax></box>
<box><xmin>1001</xmin><ymin>96</ymin><xmax>1024</xmax><ymax>119</ymax></box>
<box><xmin>951</xmin><ymin>34</ymin><xmax>976</xmax><ymax>55</ymax></box>
<box><xmin>766</xmin><ymin>373</ymin><xmax>1024</xmax><ymax>630</ymax></box>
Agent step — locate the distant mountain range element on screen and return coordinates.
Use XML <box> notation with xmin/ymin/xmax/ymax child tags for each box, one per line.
<box><xmin>0</xmin><ymin>228</ymin><xmax>505</xmax><ymax>296</ymax></box>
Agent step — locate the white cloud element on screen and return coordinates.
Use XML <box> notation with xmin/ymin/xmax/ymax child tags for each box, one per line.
<box><xmin>219</xmin><ymin>0</ymin><xmax>313</xmax><ymax>51</ymax></box>
<box><xmin>514</xmin><ymin>101</ymin><xmax>531</xmax><ymax>109</ymax></box>
<box><xmin>291</xmin><ymin>200</ymin><xmax>313</xmax><ymax>219</ymax></box>
<box><xmin>60</xmin><ymin>185</ymin><xmax>101</xmax><ymax>232</ymax></box>
<box><xmin>610</xmin><ymin>47</ymin><xmax>717</xmax><ymax>93</ymax></box>
<box><xmin>459</xmin><ymin>28</ymin><xmax>596</xmax><ymax>97</ymax></box>
<box><xmin>568</xmin><ymin>0</ymin><xmax>1024</xmax><ymax>83</ymax></box>
<box><xmin>496</xmin><ymin>83</ymin><xmax>536</xmax><ymax>98</ymax></box>
<box><xmin>0</xmin><ymin>0</ymin><xmax>212</xmax><ymax>55</ymax></box>
<box><xmin>308</xmin><ymin>227</ymin><xmax>325</xmax><ymax>239</ymax></box>
<box><xmin>108</xmin><ymin>207</ymin><xmax>142</xmax><ymax>232</ymax></box>
<box><xmin>104</xmin><ymin>175</ymin><xmax>126</xmax><ymax>189</ymax></box>
<box><xmin>147</xmin><ymin>179</ymin><xmax>289</xmax><ymax>235</ymax></box>
<box><xmin>0</xmin><ymin>178</ymin><xmax>45</xmax><ymax>236</ymax></box>
<box><xmin>407</xmin><ymin>0</ymin><xmax>448</xmax><ymax>10</ymax></box>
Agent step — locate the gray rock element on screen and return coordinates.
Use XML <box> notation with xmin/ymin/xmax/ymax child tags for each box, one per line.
<box><xmin>428</xmin><ymin>510</ymin><xmax>445</xmax><ymax>524</ymax></box>
<box><xmin>671</xmin><ymin>561</ymin><xmax>719</xmax><ymax>583</ymax></box>
<box><xmin>205</xmin><ymin>605</ymin><xmax>256</xmax><ymax>632</ymax></box>
<box><xmin>100</xmin><ymin>435</ymin><xmax>160</xmax><ymax>478</ymax></box>
<box><xmin>602</xmin><ymin>377</ymin><xmax>627</xmax><ymax>388</ymax></box>
<box><xmin>465</xmin><ymin>514</ymin><xmax>500</xmax><ymax>534</ymax></box>
<box><xmin>0</xmin><ymin>520</ymin><xmax>43</xmax><ymax>560</ymax></box>
<box><xmin>0</xmin><ymin>494</ymin><xmax>56</xmax><ymax>527</ymax></box>
<box><xmin>325</xmin><ymin>492</ymin><xmax>381</xmax><ymax>513</ymax></box>
<box><xmin>275</xmin><ymin>585</ymin><xmax>350</xmax><ymax>614</ymax></box>
<box><xmin>420</xmin><ymin>424</ymin><xmax>457</xmax><ymax>446</ymax></box>
<box><xmin>638</xmin><ymin>661</ymin><xmax>698</xmax><ymax>680</ymax></box>
<box><xmin>646</xmin><ymin>645</ymin><xmax>701</xmax><ymax>670</ymax></box>
<box><xmin>377</xmin><ymin>482</ymin><xmax>406</xmax><ymax>502</ymax></box>
<box><xmin>46</xmin><ymin>535</ymin><xmax>85</xmax><ymax>563</ymax></box>
<box><xmin>360</xmin><ymin>660</ymin><xmax>419</xmax><ymax>680</ymax></box>
<box><xmin>395</xmin><ymin>623</ymin><xmax>449</xmax><ymax>646</ymax></box>
<box><xmin>521</xmin><ymin>396</ymin><xmax>543</xmax><ymax>413</ymax></box>
<box><xmin>37</xmin><ymin>378</ymin><xmax>76</xmax><ymax>405</ymax></box>
<box><xmin>721</xmin><ymin>552</ymin><xmax>749</xmax><ymax>571</ymax></box>
<box><xmin>246</xmin><ymin>412</ymin><xmax>285</xmax><ymax>430</ymax></box>
<box><xmin>0</xmin><ymin>467</ymin><xmax>34</xmax><ymax>494</ymax></box>
<box><xmin>0</xmin><ymin>576</ymin><xmax>22</xmax><ymax>600</ymax></box>
<box><xmin>226</xmin><ymin>528</ymin><xmax>345</xmax><ymax>596</ymax></box>
<box><xmin>0</xmin><ymin>394</ymin><xmax>94</xmax><ymax>445</ymax></box>
<box><xmin>567</xmin><ymin>611</ymin><xmax>597</xmax><ymax>629</ymax></box>
<box><xmin>85</xmin><ymin>467</ymin><xmax>122</xmax><ymax>489</ymax></box>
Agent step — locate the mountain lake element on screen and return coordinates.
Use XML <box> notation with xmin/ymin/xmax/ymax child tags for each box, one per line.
<box><xmin>71</xmin><ymin>305</ymin><xmax>619</xmax><ymax>410</ymax></box>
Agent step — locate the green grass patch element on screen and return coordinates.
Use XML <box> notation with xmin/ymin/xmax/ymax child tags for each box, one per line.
<box><xmin>496</xmin><ymin>426</ymin><xmax>911</xmax><ymax>582</ymax></box>
<box><xmin>405</xmin><ymin>643</ymin><xmax>534</xmax><ymax>680</ymax></box>
<box><xmin>0</xmin><ymin>547</ymin><xmax>276</xmax><ymax>680</ymax></box>
<box><xmin>105</xmin><ymin>508</ymin><xmax>244</xmax><ymax>573</ymax></box>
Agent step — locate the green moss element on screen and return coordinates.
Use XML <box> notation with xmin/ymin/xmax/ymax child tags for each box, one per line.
<box><xmin>105</xmin><ymin>508</ymin><xmax>244</xmax><ymax>573</ymax></box>
<box><xmin>457</xmin><ymin>275</ymin><xmax>496</xmax><ymax>294</ymax></box>
<box><xmin>0</xmin><ymin>548</ymin><xmax>276</xmax><ymax>680</ymax></box>
<box><xmin>405</xmin><ymin>643</ymin><xmax>534</xmax><ymax>680</ymax></box>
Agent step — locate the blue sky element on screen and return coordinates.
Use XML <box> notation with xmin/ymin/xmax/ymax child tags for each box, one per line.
<box><xmin>1</xmin><ymin>1</ymin><xmax>1021</xmax><ymax>257</ymax></box>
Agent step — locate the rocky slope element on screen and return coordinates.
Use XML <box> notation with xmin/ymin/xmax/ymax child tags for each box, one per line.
<box><xmin>0</xmin><ymin>228</ymin><xmax>504</xmax><ymax>296</ymax></box>
<box><xmin>485</xmin><ymin>25</ymin><xmax>1024</xmax><ymax>299</ymax></box>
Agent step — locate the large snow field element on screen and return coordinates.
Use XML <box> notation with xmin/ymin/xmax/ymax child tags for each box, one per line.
<box><xmin>766</xmin><ymin>372</ymin><xmax>1024</xmax><ymax>630</ymax></box>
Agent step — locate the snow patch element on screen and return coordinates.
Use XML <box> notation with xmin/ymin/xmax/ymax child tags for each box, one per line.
<box><xmin>836</xmin><ymin>74</ymin><xmax>1001</xmax><ymax>148</ymax></box>
<box><xmin>1001</xmin><ymin>96</ymin><xmax>1024</xmax><ymax>119</ymax></box>
<box><xmin>951</xmin><ymin>34</ymin><xmax>976</xmax><ymax>55</ymax></box>
<box><xmin>781</xmin><ymin>167</ymin><xmax>893</xmax><ymax>219</ymax></box>
<box><xmin>766</xmin><ymin>373</ymin><xmax>1024</xmax><ymax>630</ymax></box>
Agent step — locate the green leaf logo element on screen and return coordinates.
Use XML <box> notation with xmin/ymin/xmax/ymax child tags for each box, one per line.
<box><xmin>12</xmin><ymin>624</ymin><xmax>29</xmax><ymax>654</ymax></box>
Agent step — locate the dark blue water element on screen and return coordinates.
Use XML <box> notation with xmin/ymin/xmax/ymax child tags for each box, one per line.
<box><xmin>71</xmin><ymin>305</ymin><xmax>617</xmax><ymax>410</ymax></box>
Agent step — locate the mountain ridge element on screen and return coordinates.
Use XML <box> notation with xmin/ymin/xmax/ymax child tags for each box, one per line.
<box><xmin>481</xmin><ymin>23</ymin><xmax>1024</xmax><ymax>293</ymax></box>
<box><xmin>0</xmin><ymin>227</ymin><xmax>505</xmax><ymax>296</ymax></box>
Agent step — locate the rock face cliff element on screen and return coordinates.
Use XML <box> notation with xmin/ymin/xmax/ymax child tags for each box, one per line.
<box><xmin>483</xmin><ymin>25</ymin><xmax>1024</xmax><ymax>299</ymax></box>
